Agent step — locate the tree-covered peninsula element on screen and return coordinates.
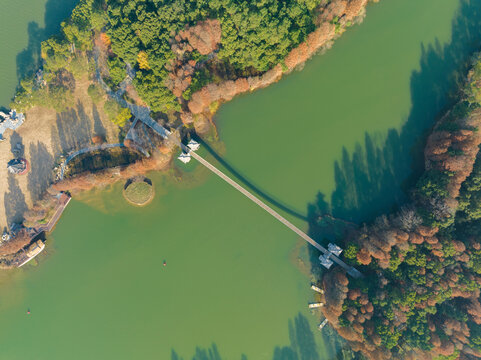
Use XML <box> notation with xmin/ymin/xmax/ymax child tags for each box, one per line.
<box><xmin>11</xmin><ymin>0</ymin><xmax>371</xmax><ymax>116</ymax></box>
<box><xmin>320</xmin><ymin>54</ymin><xmax>481</xmax><ymax>359</ymax></box>
<box><xmin>1</xmin><ymin>0</ymin><xmax>376</xmax><ymax>264</ymax></box>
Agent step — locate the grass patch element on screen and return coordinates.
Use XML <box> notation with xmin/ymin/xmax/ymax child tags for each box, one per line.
<box><xmin>123</xmin><ymin>179</ymin><xmax>154</xmax><ymax>206</ymax></box>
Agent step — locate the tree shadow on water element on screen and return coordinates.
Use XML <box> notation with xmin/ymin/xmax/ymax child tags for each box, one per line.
<box><xmin>16</xmin><ymin>22</ymin><xmax>44</xmax><ymax>82</ymax></box>
<box><xmin>169</xmin><ymin>313</ymin><xmax>346</xmax><ymax>360</ymax></box>
<box><xmin>15</xmin><ymin>0</ymin><xmax>78</xmax><ymax>81</ymax></box>
<box><xmin>43</xmin><ymin>0</ymin><xmax>78</xmax><ymax>37</ymax></box>
<box><xmin>273</xmin><ymin>313</ymin><xmax>320</xmax><ymax>360</ymax></box>
<box><xmin>171</xmin><ymin>344</ymin><xmax>223</xmax><ymax>360</ymax></box>
<box><xmin>310</xmin><ymin>0</ymin><xmax>481</xmax><ymax>225</ymax></box>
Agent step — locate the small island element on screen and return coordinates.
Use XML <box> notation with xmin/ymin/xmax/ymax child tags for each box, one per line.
<box><xmin>123</xmin><ymin>178</ymin><xmax>154</xmax><ymax>206</ymax></box>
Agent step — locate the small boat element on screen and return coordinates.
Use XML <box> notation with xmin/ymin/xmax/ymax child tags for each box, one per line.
<box><xmin>27</xmin><ymin>309</ymin><xmax>30</xmax><ymax>315</ymax></box>
<box><xmin>163</xmin><ymin>260</ymin><xmax>167</xmax><ymax>267</ymax></box>
<box><xmin>308</xmin><ymin>302</ymin><xmax>324</xmax><ymax>309</ymax></box>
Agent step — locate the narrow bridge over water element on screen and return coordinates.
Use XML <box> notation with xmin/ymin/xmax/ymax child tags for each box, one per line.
<box><xmin>138</xmin><ymin>116</ymin><xmax>363</xmax><ymax>278</ymax></box>
<box><xmin>91</xmin><ymin>49</ymin><xmax>362</xmax><ymax>278</ymax></box>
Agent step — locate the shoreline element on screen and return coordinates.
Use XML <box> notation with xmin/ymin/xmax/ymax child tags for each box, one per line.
<box><xmin>319</xmin><ymin>52</ymin><xmax>481</xmax><ymax>359</ymax></box>
<box><xmin>0</xmin><ymin>0</ymin><xmax>377</xmax><ymax>268</ymax></box>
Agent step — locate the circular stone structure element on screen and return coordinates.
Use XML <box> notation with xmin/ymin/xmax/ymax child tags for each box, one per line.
<box><xmin>123</xmin><ymin>178</ymin><xmax>154</xmax><ymax>206</ymax></box>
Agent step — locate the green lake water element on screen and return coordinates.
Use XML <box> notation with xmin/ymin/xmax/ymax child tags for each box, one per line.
<box><xmin>1</xmin><ymin>0</ymin><xmax>481</xmax><ymax>359</ymax></box>
<box><xmin>0</xmin><ymin>0</ymin><xmax>77</xmax><ymax>107</ymax></box>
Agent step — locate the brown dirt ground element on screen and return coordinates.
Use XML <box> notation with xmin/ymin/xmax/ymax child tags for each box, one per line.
<box><xmin>0</xmin><ymin>75</ymin><xmax>119</xmax><ymax>230</ymax></box>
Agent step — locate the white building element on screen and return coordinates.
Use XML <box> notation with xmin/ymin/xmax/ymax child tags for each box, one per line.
<box><xmin>178</xmin><ymin>152</ymin><xmax>191</xmax><ymax>163</ymax></box>
<box><xmin>319</xmin><ymin>253</ymin><xmax>333</xmax><ymax>269</ymax></box>
<box><xmin>187</xmin><ymin>139</ymin><xmax>200</xmax><ymax>151</ymax></box>
<box><xmin>0</xmin><ymin>109</ymin><xmax>25</xmax><ymax>138</ymax></box>
<box><xmin>328</xmin><ymin>243</ymin><xmax>343</xmax><ymax>256</ymax></box>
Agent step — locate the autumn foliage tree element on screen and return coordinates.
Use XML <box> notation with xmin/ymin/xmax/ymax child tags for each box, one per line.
<box><xmin>320</xmin><ymin>52</ymin><xmax>481</xmax><ymax>360</ymax></box>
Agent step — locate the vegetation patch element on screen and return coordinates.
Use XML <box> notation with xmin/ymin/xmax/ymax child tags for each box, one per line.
<box><xmin>123</xmin><ymin>178</ymin><xmax>154</xmax><ymax>206</ymax></box>
<box><xmin>319</xmin><ymin>51</ymin><xmax>481</xmax><ymax>360</ymax></box>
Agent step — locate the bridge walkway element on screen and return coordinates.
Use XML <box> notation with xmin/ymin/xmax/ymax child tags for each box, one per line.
<box><xmin>91</xmin><ymin>45</ymin><xmax>362</xmax><ymax>277</ymax></box>
<box><xmin>188</xmin><ymin>150</ymin><xmax>361</xmax><ymax>277</ymax></box>
<box><xmin>134</xmin><ymin>114</ymin><xmax>361</xmax><ymax>277</ymax></box>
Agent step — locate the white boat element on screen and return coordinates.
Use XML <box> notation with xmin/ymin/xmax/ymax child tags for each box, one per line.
<box><xmin>318</xmin><ymin>319</ymin><xmax>329</xmax><ymax>330</ymax></box>
<box><xmin>18</xmin><ymin>240</ymin><xmax>45</xmax><ymax>267</ymax></box>
<box><xmin>311</xmin><ymin>284</ymin><xmax>324</xmax><ymax>294</ymax></box>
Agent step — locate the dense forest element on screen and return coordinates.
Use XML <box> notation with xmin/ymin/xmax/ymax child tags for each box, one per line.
<box><xmin>321</xmin><ymin>54</ymin><xmax>481</xmax><ymax>359</ymax></box>
<box><xmin>11</xmin><ymin>0</ymin><xmax>322</xmax><ymax>111</ymax></box>
<box><xmin>10</xmin><ymin>0</ymin><xmax>369</xmax><ymax>118</ymax></box>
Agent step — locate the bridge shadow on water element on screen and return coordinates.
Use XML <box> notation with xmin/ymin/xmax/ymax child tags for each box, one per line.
<box><xmin>15</xmin><ymin>0</ymin><xmax>78</xmax><ymax>82</ymax></box>
<box><xmin>308</xmin><ymin>0</ymin><xmax>481</xmax><ymax>230</ymax></box>
<box><xmin>193</xmin><ymin>136</ymin><xmax>308</xmax><ymax>222</ymax></box>
<box><xmin>170</xmin><ymin>313</ymin><xmax>350</xmax><ymax>360</ymax></box>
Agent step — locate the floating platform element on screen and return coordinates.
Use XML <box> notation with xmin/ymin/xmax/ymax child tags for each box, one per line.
<box><xmin>311</xmin><ymin>284</ymin><xmax>324</xmax><ymax>294</ymax></box>
<box><xmin>318</xmin><ymin>319</ymin><xmax>328</xmax><ymax>330</ymax></box>
<box><xmin>319</xmin><ymin>253</ymin><xmax>333</xmax><ymax>269</ymax></box>
<box><xmin>308</xmin><ymin>302</ymin><xmax>324</xmax><ymax>309</ymax></box>
<box><xmin>328</xmin><ymin>243</ymin><xmax>343</xmax><ymax>256</ymax></box>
